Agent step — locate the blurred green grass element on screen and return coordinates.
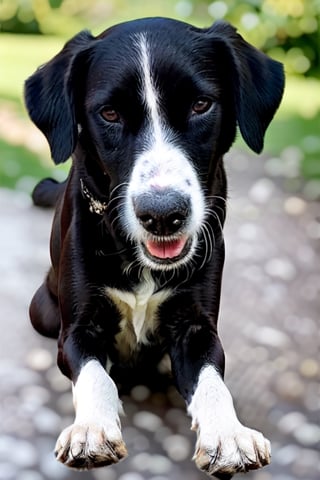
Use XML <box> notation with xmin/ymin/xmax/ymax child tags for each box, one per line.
<box><xmin>0</xmin><ymin>138</ymin><xmax>58</xmax><ymax>190</ymax></box>
<box><xmin>0</xmin><ymin>33</ymin><xmax>320</xmax><ymax>193</ymax></box>
<box><xmin>0</xmin><ymin>34</ymin><xmax>64</xmax><ymax>105</ymax></box>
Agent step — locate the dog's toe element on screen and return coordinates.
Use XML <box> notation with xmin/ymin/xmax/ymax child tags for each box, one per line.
<box><xmin>194</xmin><ymin>426</ymin><xmax>271</xmax><ymax>478</ymax></box>
<box><xmin>55</xmin><ymin>423</ymin><xmax>127</xmax><ymax>469</ymax></box>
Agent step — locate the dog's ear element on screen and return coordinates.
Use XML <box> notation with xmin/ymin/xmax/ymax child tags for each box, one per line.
<box><xmin>24</xmin><ymin>30</ymin><xmax>95</xmax><ymax>164</ymax></box>
<box><xmin>208</xmin><ymin>22</ymin><xmax>285</xmax><ymax>153</ymax></box>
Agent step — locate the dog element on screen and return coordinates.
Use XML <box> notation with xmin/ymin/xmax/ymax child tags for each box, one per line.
<box><xmin>25</xmin><ymin>17</ymin><xmax>284</xmax><ymax>479</ymax></box>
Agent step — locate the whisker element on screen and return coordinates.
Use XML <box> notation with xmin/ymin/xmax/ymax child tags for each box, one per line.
<box><xmin>108</xmin><ymin>200</ymin><xmax>126</xmax><ymax>227</ymax></box>
<box><xmin>123</xmin><ymin>255</ymin><xmax>141</xmax><ymax>277</ymax></box>
<box><xmin>204</xmin><ymin>224</ymin><xmax>213</xmax><ymax>263</ymax></box>
<box><xmin>206</xmin><ymin>194</ymin><xmax>227</xmax><ymax>204</ymax></box>
<box><xmin>206</xmin><ymin>196</ymin><xmax>227</xmax><ymax>222</ymax></box>
<box><xmin>109</xmin><ymin>182</ymin><xmax>129</xmax><ymax>198</ymax></box>
<box><xmin>97</xmin><ymin>246</ymin><xmax>129</xmax><ymax>258</ymax></box>
<box><xmin>199</xmin><ymin>226</ymin><xmax>210</xmax><ymax>270</ymax></box>
<box><xmin>211</xmin><ymin>211</ymin><xmax>224</xmax><ymax>235</ymax></box>
<box><xmin>205</xmin><ymin>209</ymin><xmax>224</xmax><ymax>236</ymax></box>
<box><xmin>107</xmin><ymin>194</ymin><xmax>127</xmax><ymax>210</ymax></box>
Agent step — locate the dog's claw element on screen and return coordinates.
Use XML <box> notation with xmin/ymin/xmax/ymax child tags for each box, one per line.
<box><xmin>55</xmin><ymin>423</ymin><xmax>127</xmax><ymax>469</ymax></box>
<box><xmin>193</xmin><ymin>426</ymin><xmax>271</xmax><ymax>478</ymax></box>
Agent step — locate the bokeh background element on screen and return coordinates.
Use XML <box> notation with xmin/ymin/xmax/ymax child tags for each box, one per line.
<box><xmin>0</xmin><ymin>2</ymin><xmax>320</xmax><ymax>480</ymax></box>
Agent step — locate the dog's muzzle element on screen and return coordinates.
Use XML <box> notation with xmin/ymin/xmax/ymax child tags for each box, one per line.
<box><xmin>133</xmin><ymin>189</ymin><xmax>192</xmax><ymax>263</ymax></box>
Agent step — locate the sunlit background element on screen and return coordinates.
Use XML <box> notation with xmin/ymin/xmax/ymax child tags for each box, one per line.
<box><xmin>0</xmin><ymin>2</ymin><xmax>320</xmax><ymax>480</ymax></box>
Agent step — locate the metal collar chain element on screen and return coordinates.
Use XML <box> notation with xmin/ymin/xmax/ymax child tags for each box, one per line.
<box><xmin>80</xmin><ymin>178</ymin><xmax>108</xmax><ymax>215</ymax></box>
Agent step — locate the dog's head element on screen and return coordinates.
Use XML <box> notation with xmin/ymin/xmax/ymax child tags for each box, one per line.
<box><xmin>25</xmin><ymin>18</ymin><xmax>284</xmax><ymax>271</ymax></box>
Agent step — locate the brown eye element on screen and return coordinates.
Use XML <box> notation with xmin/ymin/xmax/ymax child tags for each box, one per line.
<box><xmin>100</xmin><ymin>107</ymin><xmax>120</xmax><ymax>123</ymax></box>
<box><xmin>192</xmin><ymin>98</ymin><xmax>212</xmax><ymax>115</ymax></box>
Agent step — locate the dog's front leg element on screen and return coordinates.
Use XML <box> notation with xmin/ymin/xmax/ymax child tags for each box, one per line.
<box><xmin>48</xmin><ymin>205</ymin><xmax>128</xmax><ymax>469</ymax></box>
<box><xmin>55</xmin><ymin>357</ymin><xmax>127</xmax><ymax>469</ymax></box>
<box><xmin>169</xmin><ymin>324</ymin><xmax>271</xmax><ymax>478</ymax></box>
<box><xmin>188</xmin><ymin>364</ymin><xmax>271</xmax><ymax>478</ymax></box>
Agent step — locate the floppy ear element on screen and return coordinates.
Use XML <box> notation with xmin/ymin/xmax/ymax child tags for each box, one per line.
<box><xmin>24</xmin><ymin>30</ymin><xmax>95</xmax><ymax>164</ymax></box>
<box><xmin>209</xmin><ymin>22</ymin><xmax>285</xmax><ymax>153</ymax></box>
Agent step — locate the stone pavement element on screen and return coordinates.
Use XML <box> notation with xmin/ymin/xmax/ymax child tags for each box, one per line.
<box><xmin>0</xmin><ymin>151</ymin><xmax>319</xmax><ymax>480</ymax></box>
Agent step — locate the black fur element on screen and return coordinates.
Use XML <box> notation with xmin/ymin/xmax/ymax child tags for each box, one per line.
<box><xmin>25</xmin><ymin>17</ymin><xmax>284</xmax><ymax>476</ymax></box>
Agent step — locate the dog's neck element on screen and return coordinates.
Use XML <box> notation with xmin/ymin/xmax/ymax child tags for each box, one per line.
<box><xmin>80</xmin><ymin>178</ymin><xmax>108</xmax><ymax>215</ymax></box>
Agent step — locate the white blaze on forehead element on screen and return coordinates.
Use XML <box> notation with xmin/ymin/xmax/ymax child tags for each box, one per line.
<box><xmin>133</xmin><ymin>33</ymin><xmax>198</xmax><ymax>192</ymax></box>
<box><xmin>138</xmin><ymin>33</ymin><xmax>164</xmax><ymax>144</ymax></box>
<box><xmin>121</xmin><ymin>33</ymin><xmax>206</xmax><ymax>270</ymax></box>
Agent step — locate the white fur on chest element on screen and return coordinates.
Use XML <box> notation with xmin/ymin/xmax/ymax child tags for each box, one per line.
<box><xmin>106</xmin><ymin>271</ymin><xmax>171</xmax><ymax>358</ymax></box>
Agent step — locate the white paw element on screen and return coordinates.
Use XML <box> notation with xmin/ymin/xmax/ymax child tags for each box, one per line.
<box><xmin>55</xmin><ymin>422</ymin><xmax>127</xmax><ymax>469</ymax></box>
<box><xmin>193</xmin><ymin>425</ymin><xmax>271</xmax><ymax>479</ymax></box>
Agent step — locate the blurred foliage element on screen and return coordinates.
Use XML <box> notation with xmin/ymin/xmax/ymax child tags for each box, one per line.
<box><xmin>0</xmin><ymin>1</ymin><xmax>319</xmax><ymax>192</ymax></box>
<box><xmin>0</xmin><ymin>0</ymin><xmax>320</xmax><ymax>77</ymax></box>
<box><xmin>0</xmin><ymin>137</ymin><xmax>59</xmax><ymax>191</ymax></box>
<box><xmin>188</xmin><ymin>0</ymin><xmax>320</xmax><ymax>77</ymax></box>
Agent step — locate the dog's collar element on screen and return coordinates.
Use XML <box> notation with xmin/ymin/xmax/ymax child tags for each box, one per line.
<box><xmin>80</xmin><ymin>178</ymin><xmax>108</xmax><ymax>215</ymax></box>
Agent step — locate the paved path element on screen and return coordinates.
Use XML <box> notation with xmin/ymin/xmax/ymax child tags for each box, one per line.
<box><xmin>0</xmin><ymin>151</ymin><xmax>319</xmax><ymax>480</ymax></box>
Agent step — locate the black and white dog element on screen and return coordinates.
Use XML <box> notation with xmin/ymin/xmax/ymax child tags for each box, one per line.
<box><xmin>25</xmin><ymin>17</ymin><xmax>284</xmax><ymax>478</ymax></box>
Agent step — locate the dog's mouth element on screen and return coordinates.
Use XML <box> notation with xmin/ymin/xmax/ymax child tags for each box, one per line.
<box><xmin>142</xmin><ymin>235</ymin><xmax>192</xmax><ymax>264</ymax></box>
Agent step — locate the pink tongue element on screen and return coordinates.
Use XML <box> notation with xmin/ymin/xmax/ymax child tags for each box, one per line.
<box><xmin>146</xmin><ymin>237</ymin><xmax>187</xmax><ymax>259</ymax></box>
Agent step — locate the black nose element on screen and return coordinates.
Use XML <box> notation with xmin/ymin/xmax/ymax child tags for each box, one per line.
<box><xmin>134</xmin><ymin>190</ymin><xmax>191</xmax><ymax>236</ymax></box>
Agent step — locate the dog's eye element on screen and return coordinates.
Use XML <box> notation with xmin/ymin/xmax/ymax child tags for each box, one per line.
<box><xmin>192</xmin><ymin>98</ymin><xmax>213</xmax><ymax>115</ymax></box>
<box><xmin>100</xmin><ymin>107</ymin><xmax>120</xmax><ymax>123</ymax></box>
